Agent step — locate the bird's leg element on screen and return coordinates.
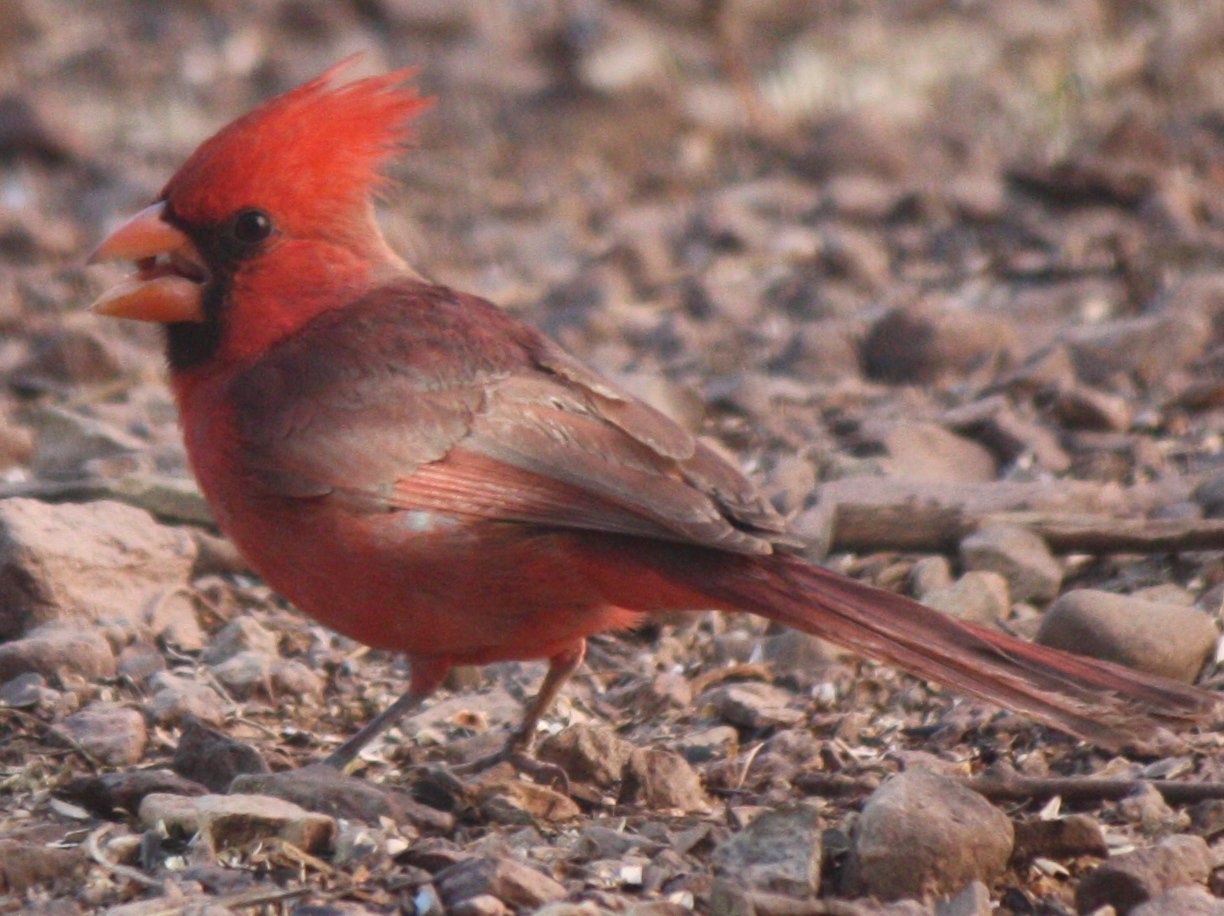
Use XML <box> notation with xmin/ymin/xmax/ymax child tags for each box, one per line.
<box><xmin>453</xmin><ymin>641</ymin><xmax>586</xmax><ymax>790</ymax></box>
<box><xmin>324</xmin><ymin>656</ymin><xmax>452</xmax><ymax>769</ymax></box>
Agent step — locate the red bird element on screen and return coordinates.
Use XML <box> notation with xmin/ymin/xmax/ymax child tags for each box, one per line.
<box><xmin>90</xmin><ymin>61</ymin><xmax>1216</xmax><ymax>770</ymax></box>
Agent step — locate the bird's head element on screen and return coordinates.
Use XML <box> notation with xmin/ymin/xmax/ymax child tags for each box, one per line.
<box><xmin>88</xmin><ymin>58</ymin><xmax>431</xmax><ymax>369</ymax></box>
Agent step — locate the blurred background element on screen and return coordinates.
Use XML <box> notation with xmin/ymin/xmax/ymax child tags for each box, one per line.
<box><xmin>2</xmin><ymin>0</ymin><xmax>1224</xmax><ymax>508</ymax></box>
<box><xmin>5</xmin><ymin>7</ymin><xmax>1224</xmax><ymax>908</ymax></box>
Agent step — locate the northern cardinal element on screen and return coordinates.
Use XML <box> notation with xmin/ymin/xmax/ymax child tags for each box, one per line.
<box><xmin>89</xmin><ymin>61</ymin><xmax>1217</xmax><ymax>770</ymax></box>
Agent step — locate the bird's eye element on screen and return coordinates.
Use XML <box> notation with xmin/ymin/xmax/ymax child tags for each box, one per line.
<box><xmin>229</xmin><ymin>208</ymin><xmax>274</xmax><ymax>247</ymax></box>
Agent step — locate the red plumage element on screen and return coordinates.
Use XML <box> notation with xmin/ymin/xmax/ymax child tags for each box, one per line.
<box><xmin>89</xmin><ymin>61</ymin><xmax>1219</xmax><ymax>768</ymax></box>
<box><xmin>165</xmin><ymin>59</ymin><xmax>431</xmax><ymax>236</ymax></box>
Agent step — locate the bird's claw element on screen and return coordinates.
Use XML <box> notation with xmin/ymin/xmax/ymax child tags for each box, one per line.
<box><xmin>453</xmin><ymin>739</ymin><xmax>571</xmax><ymax>794</ymax></box>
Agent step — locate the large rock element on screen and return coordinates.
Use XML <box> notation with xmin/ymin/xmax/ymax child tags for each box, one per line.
<box><xmin>1036</xmin><ymin>590</ymin><xmax>1218</xmax><ymax>682</ymax></box>
<box><xmin>138</xmin><ymin>792</ymin><xmax>336</xmax><ymax>854</ymax></box>
<box><xmin>0</xmin><ymin>498</ymin><xmax>196</xmax><ymax>638</ymax></box>
<box><xmin>848</xmin><ymin>769</ymin><xmax>1014</xmax><ymax>901</ymax></box>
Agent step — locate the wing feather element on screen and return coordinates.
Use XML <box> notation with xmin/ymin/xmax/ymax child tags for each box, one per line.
<box><xmin>228</xmin><ymin>280</ymin><xmax>796</xmax><ymax>554</ymax></box>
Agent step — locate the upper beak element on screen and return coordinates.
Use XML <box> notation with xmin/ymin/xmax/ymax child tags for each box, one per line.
<box><xmin>88</xmin><ymin>201</ymin><xmax>209</xmax><ymax>323</ymax></box>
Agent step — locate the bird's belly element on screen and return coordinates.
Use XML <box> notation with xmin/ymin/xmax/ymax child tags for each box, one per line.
<box><xmin>214</xmin><ymin>493</ymin><xmax>643</xmax><ymax>662</ymax></box>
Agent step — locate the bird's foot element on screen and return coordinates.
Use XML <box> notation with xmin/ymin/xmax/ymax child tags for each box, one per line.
<box><xmin>452</xmin><ymin>734</ymin><xmax>570</xmax><ymax>794</ymax></box>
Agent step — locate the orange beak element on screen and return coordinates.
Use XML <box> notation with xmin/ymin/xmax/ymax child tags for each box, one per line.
<box><xmin>88</xmin><ymin>202</ymin><xmax>209</xmax><ymax>323</ymax></box>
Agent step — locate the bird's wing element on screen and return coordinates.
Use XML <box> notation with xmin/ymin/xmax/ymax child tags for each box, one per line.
<box><xmin>230</xmin><ymin>280</ymin><xmax>795</xmax><ymax>554</ymax></box>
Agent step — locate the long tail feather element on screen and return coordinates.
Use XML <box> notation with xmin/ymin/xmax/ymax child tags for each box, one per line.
<box><xmin>700</xmin><ymin>554</ymin><xmax>1219</xmax><ymax>749</ymax></box>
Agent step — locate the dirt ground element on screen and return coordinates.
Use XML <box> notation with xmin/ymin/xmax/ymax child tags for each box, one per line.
<box><xmin>5</xmin><ymin>1</ymin><xmax>1224</xmax><ymax>913</ymax></box>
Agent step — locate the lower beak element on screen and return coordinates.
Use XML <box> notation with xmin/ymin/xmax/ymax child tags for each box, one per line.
<box><xmin>88</xmin><ymin>201</ymin><xmax>209</xmax><ymax>323</ymax></box>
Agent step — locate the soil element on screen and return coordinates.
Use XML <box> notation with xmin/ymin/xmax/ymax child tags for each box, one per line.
<box><xmin>4</xmin><ymin>1</ymin><xmax>1224</xmax><ymax>913</ymax></box>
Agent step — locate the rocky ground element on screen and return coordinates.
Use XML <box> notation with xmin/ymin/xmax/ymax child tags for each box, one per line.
<box><xmin>5</xmin><ymin>1</ymin><xmax>1224</xmax><ymax>913</ymax></box>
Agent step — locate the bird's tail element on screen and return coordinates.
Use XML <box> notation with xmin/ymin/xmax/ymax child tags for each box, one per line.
<box><xmin>694</xmin><ymin>552</ymin><xmax>1219</xmax><ymax>749</ymax></box>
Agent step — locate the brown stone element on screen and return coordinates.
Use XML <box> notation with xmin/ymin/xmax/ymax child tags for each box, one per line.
<box><xmin>51</xmin><ymin>701</ymin><xmax>147</xmax><ymax>766</ymax></box>
<box><xmin>0</xmin><ymin>621</ymin><xmax>115</xmax><ymax>682</ymax></box>
<box><xmin>232</xmin><ymin>765</ymin><xmax>454</xmax><ymax>832</ymax></box>
<box><xmin>849</xmin><ymin>769</ymin><xmax>1014</xmax><ymax>901</ymax></box>
<box><xmin>0</xmin><ymin>498</ymin><xmax>195</xmax><ymax>638</ymax></box>
<box><xmin>1037</xmin><ymin>590</ymin><xmax>1218</xmax><ymax>682</ymax></box>
<box><xmin>434</xmin><ymin>856</ymin><xmax>567</xmax><ymax>910</ymax></box>
<box><xmin>1076</xmin><ymin>834</ymin><xmax>1212</xmax><ymax>915</ymax></box>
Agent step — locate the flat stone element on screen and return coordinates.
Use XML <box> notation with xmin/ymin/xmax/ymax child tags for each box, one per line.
<box><xmin>702</xmin><ymin>682</ymin><xmax>805</xmax><ymax>729</ymax></box>
<box><xmin>0</xmin><ymin>671</ymin><xmax>58</xmax><ymax>709</ymax></box>
<box><xmin>28</xmin><ymin>405</ymin><xmax>144</xmax><ymax>478</ymax></box>
<box><xmin>13</xmin><ymin>321</ymin><xmax>129</xmax><ymax>393</ymax></box>
<box><xmin>0</xmin><ymin>498</ymin><xmax>196</xmax><ymax>638</ymax></box>
<box><xmin>606</xmin><ymin>672</ymin><xmax>693</xmax><ymax>715</ymax></box>
<box><xmin>910</xmin><ymin>556</ymin><xmax>954</xmax><ymax>598</ymax></box>
<box><xmin>1050</xmin><ymin>385</ymin><xmax>1132</xmax><ymax>432</ymax></box>
<box><xmin>862</xmin><ymin>304</ymin><xmax>1019</xmax><ymax>385</ymax></box>
<box><xmin>571</xmin><ymin>825</ymin><xmax>653</xmax><ymax>862</ymax></box>
<box><xmin>672</xmin><ymin>724</ymin><xmax>739</xmax><ymax>763</ymax></box>
<box><xmin>232</xmin><ymin>765</ymin><xmax>454</xmax><ymax>832</ymax></box>
<box><xmin>145</xmin><ymin>588</ymin><xmax>206</xmax><ymax>652</ymax></box>
<box><xmin>59</xmin><ymin>768</ymin><xmax>207</xmax><ymax>818</ymax></box>
<box><xmin>452</xmin><ymin>896</ymin><xmax>511</xmax><ymax>916</ymax></box>
<box><xmin>399</xmin><ymin>836</ymin><xmax>472</xmax><ymax>873</ymax></box>
<box><xmin>117</xmin><ymin>641</ymin><xmax>165</xmax><ymax>681</ymax></box>
<box><xmin>139</xmin><ymin>792</ymin><xmax>204</xmax><ymax>836</ymax></box>
<box><xmin>1118</xmin><ymin>783</ymin><xmax>1190</xmax><ymax>833</ymax></box>
<box><xmin>434</xmin><ymin>855</ymin><xmax>567</xmax><ymax>911</ymax></box>
<box><xmin>139</xmin><ymin>792</ymin><xmax>336</xmax><ymax>854</ymax></box>
<box><xmin>198</xmin><ymin>793</ymin><xmax>335</xmax><ymax>854</ymax></box>
<box><xmin>270</xmin><ymin>658</ymin><xmax>325</xmax><ymax>698</ymax></box>
<box><xmin>961</xmin><ymin>406</ymin><xmax>1072</xmax><ymax>474</ymax></box>
<box><xmin>1192</xmin><ymin>470</ymin><xmax>1224</xmax><ymax>518</ymax></box>
<box><xmin>711</xmin><ymin>803</ymin><xmax>822</xmax><ymax>897</ymax></box>
<box><xmin>1062</xmin><ymin>310</ymin><xmax>1210</xmax><ymax>388</ymax></box>
<box><xmin>758</xmin><ymin>629</ymin><xmax>834</xmax><ymax>682</ymax></box>
<box><xmin>476</xmin><ymin>779</ymin><xmax>582</xmax><ymax>824</ymax></box>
